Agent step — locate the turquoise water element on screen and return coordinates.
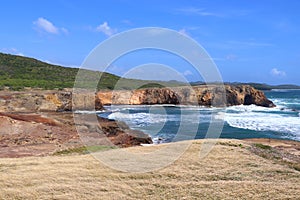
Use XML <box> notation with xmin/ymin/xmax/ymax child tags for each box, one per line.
<box><xmin>100</xmin><ymin>89</ymin><xmax>300</xmax><ymax>143</ymax></box>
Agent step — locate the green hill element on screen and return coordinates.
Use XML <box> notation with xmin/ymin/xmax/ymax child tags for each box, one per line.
<box><xmin>0</xmin><ymin>53</ymin><xmax>184</xmax><ymax>90</ymax></box>
<box><xmin>0</xmin><ymin>53</ymin><xmax>73</xmax><ymax>89</ymax></box>
<box><xmin>2</xmin><ymin>52</ymin><xmax>298</xmax><ymax>91</ymax></box>
<box><xmin>230</xmin><ymin>82</ymin><xmax>300</xmax><ymax>90</ymax></box>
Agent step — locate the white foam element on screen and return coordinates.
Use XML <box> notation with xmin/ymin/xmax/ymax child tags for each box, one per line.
<box><xmin>74</xmin><ymin>110</ymin><xmax>106</xmax><ymax>114</ymax></box>
<box><xmin>104</xmin><ymin>102</ymin><xmax>300</xmax><ymax>141</ymax></box>
<box><xmin>107</xmin><ymin>109</ymin><xmax>212</xmax><ymax>127</ymax></box>
<box><xmin>108</xmin><ymin>112</ymin><xmax>169</xmax><ymax>127</ymax></box>
<box><xmin>222</xmin><ymin>108</ymin><xmax>300</xmax><ymax>139</ymax></box>
<box><xmin>271</xmin><ymin>89</ymin><xmax>300</xmax><ymax>92</ymax></box>
<box><xmin>225</xmin><ymin>104</ymin><xmax>284</xmax><ymax>113</ymax></box>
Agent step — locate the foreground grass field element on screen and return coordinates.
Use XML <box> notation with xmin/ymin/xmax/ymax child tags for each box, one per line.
<box><xmin>0</xmin><ymin>139</ymin><xmax>299</xmax><ymax>199</ymax></box>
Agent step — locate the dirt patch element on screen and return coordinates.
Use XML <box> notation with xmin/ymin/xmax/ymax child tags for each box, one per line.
<box><xmin>245</xmin><ymin>138</ymin><xmax>300</xmax><ymax>171</ymax></box>
<box><xmin>0</xmin><ymin>112</ymin><xmax>152</xmax><ymax>158</ymax></box>
<box><xmin>244</xmin><ymin>138</ymin><xmax>300</xmax><ymax>156</ymax></box>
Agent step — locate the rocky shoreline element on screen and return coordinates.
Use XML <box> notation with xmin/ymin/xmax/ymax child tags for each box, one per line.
<box><xmin>0</xmin><ymin>112</ymin><xmax>152</xmax><ymax>158</ymax></box>
<box><xmin>0</xmin><ymin>85</ymin><xmax>275</xmax><ymax>157</ymax></box>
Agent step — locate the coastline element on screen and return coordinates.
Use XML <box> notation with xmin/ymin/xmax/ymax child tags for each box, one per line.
<box><xmin>1</xmin><ymin>86</ymin><xmax>299</xmax><ymax>158</ymax></box>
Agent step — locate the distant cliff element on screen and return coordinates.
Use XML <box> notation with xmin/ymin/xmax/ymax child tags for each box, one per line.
<box><xmin>97</xmin><ymin>85</ymin><xmax>275</xmax><ymax>108</ymax></box>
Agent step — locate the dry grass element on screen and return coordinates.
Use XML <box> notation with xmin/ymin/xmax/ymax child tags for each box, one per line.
<box><xmin>0</xmin><ymin>139</ymin><xmax>299</xmax><ymax>200</ymax></box>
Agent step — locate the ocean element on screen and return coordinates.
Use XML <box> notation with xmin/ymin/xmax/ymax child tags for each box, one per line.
<box><xmin>99</xmin><ymin>89</ymin><xmax>300</xmax><ymax>143</ymax></box>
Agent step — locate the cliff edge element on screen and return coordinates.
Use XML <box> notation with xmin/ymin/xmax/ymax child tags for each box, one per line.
<box><xmin>97</xmin><ymin>85</ymin><xmax>275</xmax><ymax>107</ymax></box>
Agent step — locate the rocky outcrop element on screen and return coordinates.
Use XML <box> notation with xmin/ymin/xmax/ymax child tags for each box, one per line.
<box><xmin>225</xmin><ymin>85</ymin><xmax>275</xmax><ymax>107</ymax></box>
<box><xmin>98</xmin><ymin>88</ymin><xmax>179</xmax><ymax>105</ymax></box>
<box><xmin>0</xmin><ymin>85</ymin><xmax>274</xmax><ymax>113</ymax></box>
<box><xmin>97</xmin><ymin>85</ymin><xmax>275</xmax><ymax>108</ymax></box>
<box><xmin>0</xmin><ymin>90</ymin><xmax>103</xmax><ymax>112</ymax></box>
<box><xmin>0</xmin><ymin>90</ymin><xmax>152</xmax><ymax>158</ymax></box>
<box><xmin>0</xmin><ymin>112</ymin><xmax>152</xmax><ymax>157</ymax></box>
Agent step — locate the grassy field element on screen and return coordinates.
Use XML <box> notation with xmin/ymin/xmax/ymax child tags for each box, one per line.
<box><xmin>0</xmin><ymin>139</ymin><xmax>299</xmax><ymax>199</ymax></box>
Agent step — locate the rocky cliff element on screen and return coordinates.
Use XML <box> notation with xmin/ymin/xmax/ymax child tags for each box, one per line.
<box><xmin>97</xmin><ymin>85</ymin><xmax>275</xmax><ymax>107</ymax></box>
<box><xmin>0</xmin><ymin>85</ymin><xmax>274</xmax><ymax>113</ymax></box>
<box><xmin>0</xmin><ymin>90</ymin><xmax>103</xmax><ymax>112</ymax></box>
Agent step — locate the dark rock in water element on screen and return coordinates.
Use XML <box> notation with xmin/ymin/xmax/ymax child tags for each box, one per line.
<box><xmin>93</xmin><ymin>116</ymin><xmax>152</xmax><ymax>147</ymax></box>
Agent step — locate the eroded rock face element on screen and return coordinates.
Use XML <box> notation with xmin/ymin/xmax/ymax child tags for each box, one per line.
<box><xmin>0</xmin><ymin>90</ymin><xmax>103</xmax><ymax>112</ymax></box>
<box><xmin>0</xmin><ymin>85</ymin><xmax>274</xmax><ymax>113</ymax></box>
<box><xmin>224</xmin><ymin>85</ymin><xmax>275</xmax><ymax>107</ymax></box>
<box><xmin>97</xmin><ymin>85</ymin><xmax>275</xmax><ymax>108</ymax></box>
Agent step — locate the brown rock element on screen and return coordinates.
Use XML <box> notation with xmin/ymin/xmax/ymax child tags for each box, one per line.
<box><xmin>0</xmin><ymin>112</ymin><xmax>152</xmax><ymax>158</ymax></box>
<box><xmin>96</xmin><ymin>85</ymin><xmax>275</xmax><ymax>108</ymax></box>
<box><xmin>0</xmin><ymin>90</ymin><xmax>104</xmax><ymax>112</ymax></box>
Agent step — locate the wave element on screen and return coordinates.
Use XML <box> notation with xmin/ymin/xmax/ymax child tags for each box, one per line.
<box><xmin>219</xmin><ymin>105</ymin><xmax>300</xmax><ymax>140</ymax></box>
<box><xmin>108</xmin><ymin>110</ymin><xmax>212</xmax><ymax>128</ymax></box>
<box><xmin>108</xmin><ymin>112</ymin><xmax>171</xmax><ymax>127</ymax></box>
<box><xmin>225</xmin><ymin>104</ymin><xmax>289</xmax><ymax>114</ymax></box>
<box><xmin>102</xmin><ymin>95</ymin><xmax>300</xmax><ymax>142</ymax></box>
<box><xmin>74</xmin><ymin>110</ymin><xmax>106</xmax><ymax>114</ymax></box>
<box><xmin>271</xmin><ymin>98</ymin><xmax>300</xmax><ymax>105</ymax></box>
<box><xmin>271</xmin><ymin>89</ymin><xmax>300</xmax><ymax>92</ymax></box>
<box><xmin>104</xmin><ymin>104</ymin><xmax>224</xmax><ymax>111</ymax></box>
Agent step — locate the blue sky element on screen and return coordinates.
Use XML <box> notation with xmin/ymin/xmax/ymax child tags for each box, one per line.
<box><xmin>1</xmin><ymin>0</ymin><xmax>300</xmax><ymax>85</ymax></box>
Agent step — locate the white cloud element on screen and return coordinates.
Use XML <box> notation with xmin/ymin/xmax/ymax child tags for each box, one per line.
<box><xmin>107</xmin><ymin>65</ymin><xmax>126</xmax><ymax>75</ymax></box>
<box><xmin>121</xmin><ymin>19</ymin><xmax>133</xmax><ymax>26</ymax></box>
<box><xmin>226</xmin><ymin>54</ymin><xmax>237</xmax><ymax>61</ymax></box>
<box><xmin>183</xmin><ymin>70</ymin><xmax>193</xmax><ymax>76</ymax></box>
<box><xmin>176</xmin><ymin>7</ymin><xmax>223</xmax><ymax>17</ymax></box>
<box><xmin>61</xmin><ymin>27</ymin><xmax>69</xmax><ymax>35</ymax></box>
<box><xmin>33</xmin><ymin>17</ymin><xmax>68</xmax><ymax>35</ymax></box>
<box><xmin>178</xmin><ymin>29</ymin><xmax>189</xmax><ymax>36</ymax></box>
<box><xmin>228</xmin><ymin>40</ymin><xmax>274</xmax><ymax>47</ymax></box>
<box><xmin>175</xmin><ymin>7</ymin><xmax>253</xmax><ymax>18</ymax></box>
<box><xmin>96</xmin><ymin>22</ymin><xmax>116</xmax><ymax>36</ymax></box>
<box><xmin>34</xmin><ymin>18</ymin><xmax>58</xmax><ymax>34</ymax></box>
<box><xmin>2</xmin><ymin>48</ymin><xmax>24</xmax><ymax>56</ymax></box>
<box><xmin>145</xmin><ymin>28</ymin><xmax>167</xmax><ymax>36</ymax></box>
<box><xmin>270</xmin><ymin>68</ymin><xmax>286</xmax><ymax>77</ymax></box>
<box><xmin>43</xmin><ymin>60</ymin><xmax>79</xmax><ymax>68</ymax></box>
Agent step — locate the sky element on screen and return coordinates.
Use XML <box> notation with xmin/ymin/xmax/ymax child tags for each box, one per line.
<box><xmin>1</xmin><ymin>0</ymin><xmax>300</xmax><ymax>85</ymax></box>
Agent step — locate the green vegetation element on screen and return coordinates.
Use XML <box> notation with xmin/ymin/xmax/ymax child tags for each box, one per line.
<box><xmin>0</xmin><ymin>53</ymin><xmax>186</xmax><ymax>91</ymax></box>
<box><xmin>53</xmin><ymin>145</ymin><xmax>117</xmax><ymax>155</ymax></box>
<box><xmin>2</xmin><ymin>52</ymin><xmax>298</xmax><ymax>91</ymax></box>
<box><xmin>218</xmin><ymin>141</ymin><xmax>243</xmax><ymax>148</ymax></box>
<box><xmin>139</xmin><ymin>83</ymin><xmax>166</xmax><ymax>89</ymax></box>
<box><xmin>0</xmin><ymin>53</ymin><xmax>78</xmax><ymax>90</ymax></box>
<box><xmin>254</xmin><ymin>143</ymin><xmax>272</xmax><ymax>150</ymax></box>
<box><xmin>250</xmin><ymin>143</ymin><xmax>300</xmax><ymax>172</ymax></box>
